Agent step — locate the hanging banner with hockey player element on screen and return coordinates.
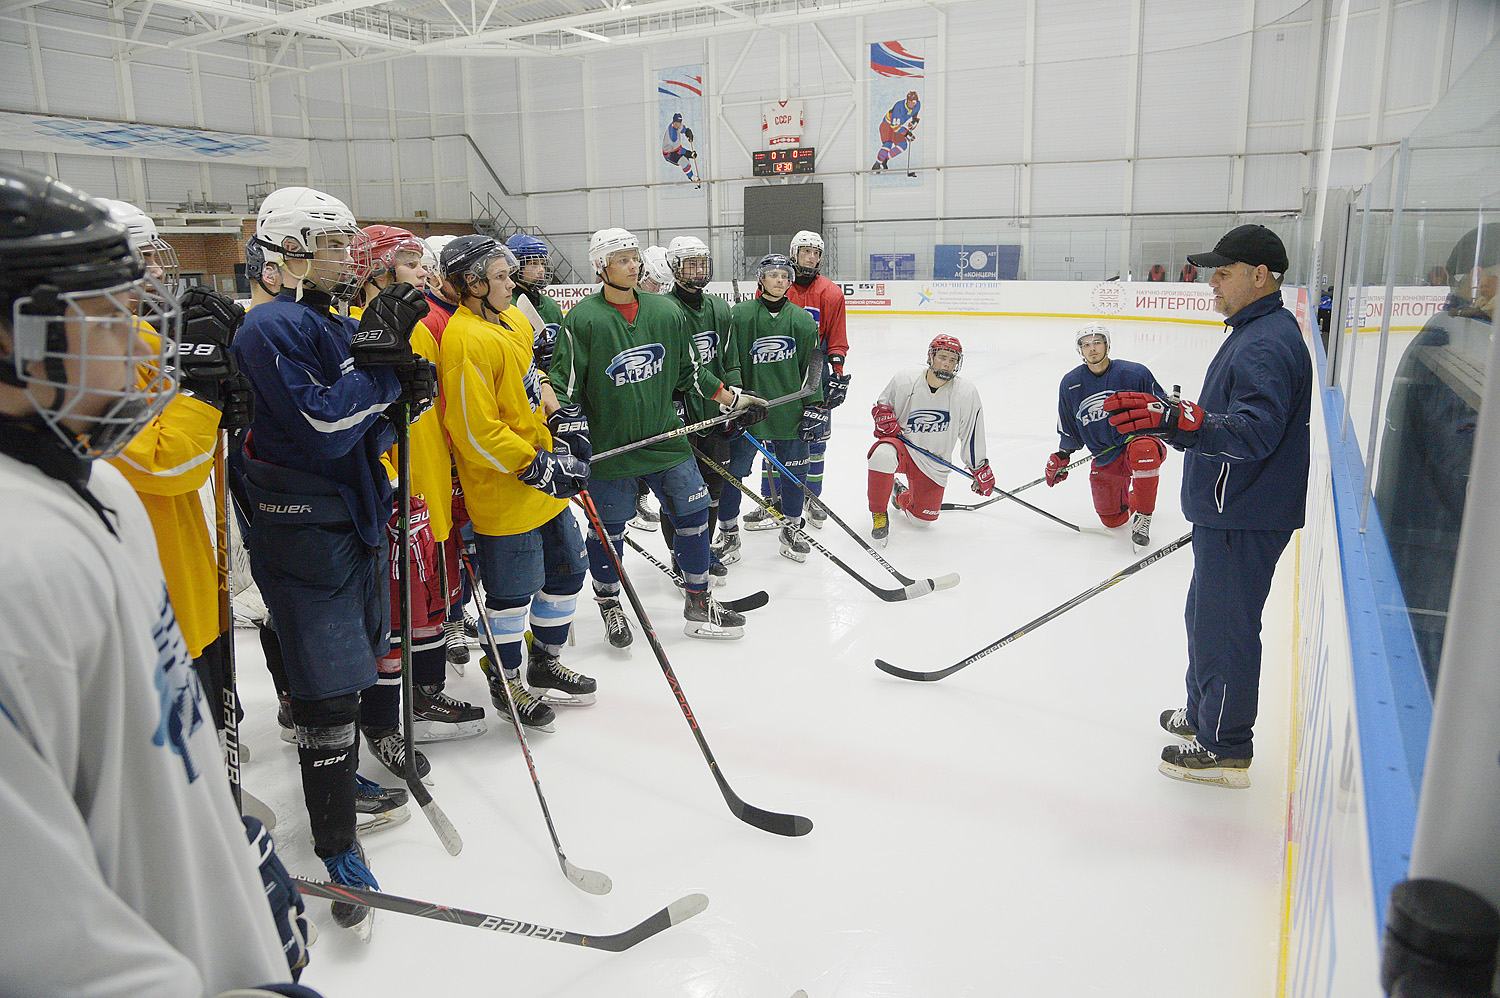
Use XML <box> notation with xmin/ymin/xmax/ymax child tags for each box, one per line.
<box><xmin>657</xmin><ymin>64</ymin><xmax>705</xmax><ymax>199</ymax></box>
<box><xmin>868</xmin><ymin>41</ymin><xmax>925</xmax><ymax>190</ymax></box>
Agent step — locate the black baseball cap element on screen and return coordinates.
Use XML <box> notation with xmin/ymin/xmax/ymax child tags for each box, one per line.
<box><xmin>1188</xmin><ymin>224</ymin><xmax>1289</xmax><ymax>273</ymax></box>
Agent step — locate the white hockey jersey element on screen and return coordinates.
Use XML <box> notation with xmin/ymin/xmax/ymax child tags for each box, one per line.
<box><xmin>0</xmin><ymin>454</ymin><xmax>289</xmax><ymax>997</ymax></box>
<box><xmin>876</xmin><ymin>367</ymin><xmax>988</xmax><ymax>485</ymax></box>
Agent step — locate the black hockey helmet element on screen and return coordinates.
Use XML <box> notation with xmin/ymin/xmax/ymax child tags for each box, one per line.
<box><xmin>0</xmin><ymin>168</ymin><xmax>141</xmax><ymax>313</ymax></box>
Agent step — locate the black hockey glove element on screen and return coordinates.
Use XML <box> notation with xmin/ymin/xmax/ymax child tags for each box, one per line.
<box><xmin>799</xmin><ymin>404</ymin><xmax>831</xmax><ymax>442</ymax></box>
<box><xmin>218</xmin><ymin>372</ymin><xmax>255</xmax><ymax>432</ymax></box>
<box><xmin>533</xmin><ymin>322</ymin><xmax>560</xmax><ymax>374</ymax></box>
<box><xmin>547</xmin><ymin>403</ymin><xmax>591</xmax><ymax>464</ymax></box>
<box><xmin>243</xmin><ymin>815</ymin><xmax>310</xmax><ymax>980</ymax></box>
<box><xmin>683</xmin><ymin>126</ymin><xmax>694</xmax><ymax>142</ymax></box>
<box><xmin>823</xmin><ymin>371</ymin><xmax>851</xmax><ymax>409</ymax></box>
<box><xmin>351</xmin><ymin>282</ymin><xmax>429</xmax><ymax>367</ymax></box>
<box><xmin>518</xmin><ymin>440</ymin><xmax>589</xmax><ymax>499</ymax></box>
<box><xmin>391</xmin><ymin>356</ymin><xmax>438</xmax><ymax>422</ymax></box>
<box><xmin>174</xmin><ymin>286</ymin><xmax>243</xmax><ymax>400</ymax></box>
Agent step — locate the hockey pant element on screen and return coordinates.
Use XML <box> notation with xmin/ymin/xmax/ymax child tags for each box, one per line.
<box><xmin>474</xmin><ymin>509</ymin><xmax>586</xmax><ymax>677</ymax></box>
<box><xmin>587</xmin><ymin>460</ymin><xmax>713</xmax><ymax>593</ymax></box>
<box><xmin>368</xmin><ymin>494</ymin><xmax>455</xmax><ymax>727</ymax></box>
<box><xmin>867</xmin><ymin>437</ymin><xmax>943</xmax><ymax>521</ymax></box>
<box><xmin>1088</xmin><ymin>437</ymin><xmax>1165</xmax><ymax>527</ymax></box>
<box><xmin>877</xmin><ymin>121</ymin><xmax>914</xmax><ymax>164</ymax></box>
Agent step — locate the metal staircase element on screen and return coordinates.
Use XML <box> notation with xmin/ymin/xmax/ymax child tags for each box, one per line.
<box><xmin>470</xmin><ymin>192</ymin><xmax>584</xmax><ymax>285</ymax></box>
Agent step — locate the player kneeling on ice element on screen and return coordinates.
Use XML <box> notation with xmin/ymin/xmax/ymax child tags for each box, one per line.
<box><xmin>552</xmin><ymin>228</ymin><xmax>766</xmax><ymax>641</ymax></box>
<box><xmin>438</xmin><ymin>236</ymin><xmax>597</xmax><ymax>730</ymax></box>
<box><xmin>720</xmin><ymin>254</ymin><xmax>824</xmax><ymax>564</ymax></box>
<box><xmin>867</xmin><ymin>335</ymin><xmax>991</xmax><ymax>546</ymax></box>
<box><xmin>1047</xmin><ymin>322</ymin><xmax>1168</xmax><ymax>550</ymax></box>
<box><xmin>0</xmin><ymin>166</ymin><xmax>319</xmax><ymax>994</ymax></box>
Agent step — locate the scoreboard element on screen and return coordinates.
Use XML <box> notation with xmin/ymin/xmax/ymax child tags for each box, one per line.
<box><xmin>752</xmin><ymin>147</ymin><xmax>816</xmax><ymax>177</ymax></box>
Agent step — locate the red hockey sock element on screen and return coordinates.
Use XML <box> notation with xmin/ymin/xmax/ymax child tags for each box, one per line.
<box><xmin>868</xmin><ymin>470</ymin><xmax>895</xmax><ymax>513</ymax></box>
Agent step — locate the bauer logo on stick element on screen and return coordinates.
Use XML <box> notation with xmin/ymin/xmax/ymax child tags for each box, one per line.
<box><xmin>605</xmin><ymin>344</ymin><xmax>666</xmax><ymax>386</ymax></box>
<box><xmin>906</xmin><ymin>409</ymin><xmax>951</xmax><ymax>432</ymax></box>
<box><xmin>750</xmin><ymin>334</ymin><xmax>796</xmax><ymax>364</ymax></box>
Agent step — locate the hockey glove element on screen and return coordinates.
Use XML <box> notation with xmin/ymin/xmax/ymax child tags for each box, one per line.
<box><xmin>518</xmin><ymin>440</ymin><xmax>589</xmax><ymax>499</ymax></box>
<box><xmin>391</xmin><ymin>355</ymin><xmax>437</xmax><ymax>422</ymax></box>
<box><xmin>720</xmin><ymin>399</ymin><xmax>768</xmax><ymax>436</ymax></box>
<box><xmin>799</xmin><ymin>404</ymin><xmax>831</xmax><ymax>441</ymax></box>
<box><xmin>174</xmin><ymin>286</ymin><xmax>243</xmax><ymax>400</ymax></box>
<box><xmin>683</xmin><ymin>126</ymin><xmax>694</xmax><ymax>142</ymax></box>
<box><xmin>546</xmin><ymin>403</ymin><xmax>591</xmax><ymax>464</ymax></box>
<box><xmin>352</xmin><ymin>282</ymin><xmax>429</xmax><ymax>367</ymax></box>
<box><xmin>1104</xmin><ymin>390</ymin><xmax>1203</xmax><ymax>448</ymax></box>
<box><xmin>533</xmin><ymin>322</ymin><xmax>560</xmax><ymax>374</ymax></box>
<box><xmin>823</xmin><ymin>371</ymin><xmax>851</xmax><ymax>409</ymax></box>
<box><xmin>243</xmin><ymin>815</ymin><xmax>310</xmax><ymax>980</ymax></box>
<box><xmin>218</xmin><ymin>372</ymin><xmax>255</xmax><ymax>432</ymax></box>
<box><xmin>970</xmin><ymin>460</ymin><xmax>996</xmax><ymax>496</ymax></box>
<box><xmin>1045</xmin><ymin>450</ymin><xmax>1073</xmax><ymax>487</ymax></box>
<box><xmin>720</xmin><ymin>384</ymin><xmax>769</xmax><ymax>414</ymax></box>
<box><xmin>872</xmin><ymin>401</ymin><xmax>902</xmax><ymax>438</ymax></box>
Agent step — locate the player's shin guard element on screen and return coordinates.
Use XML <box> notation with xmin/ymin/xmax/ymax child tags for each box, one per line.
<box><xmin>482</xmin><ymin>600</ymin><xmax>530</xmax><ymax>677</ymax></box>
<box><xmin>807</xmin><ymin>438</ymin><xmax>827</xmax><ymax>498</ymax></box>
<box><xmin>530</xmin><ymin>589</ymin><xmax>579</xmax><ymax>653</ymax></box>
<box><xmin>585</xmin><ymin>521</ymin><xmax>627</xmax><ymax>595</ymax></box>
<box><xmin>360</xmin><ymin>650</ymin><xmax>402</xmax><ymax>732</ymax></box>
<box><xmin>291</xmin><ymin>694</ymin><xmax>361</xmax><ymax>858</ymax></box>
<box><xmin>1126</xmin><ymin>436</ymin><xmax>1165</xmax><ymax>514</ymax></box>
<box><xmin>410</xmin><ymin>623</ymin><xmax>447</xmax><ymax>688</ymax></box>
<box><xmin>669</xmin><ymin>508</ymin><xmax>712</xmax><ymax>593</ymax></box>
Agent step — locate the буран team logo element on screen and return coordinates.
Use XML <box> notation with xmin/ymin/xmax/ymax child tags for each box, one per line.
<box><xmin>605</xmin><ymin>343</ymin><xmax>667</xmax><ymax>386</ymax></box>
<box><xmin>692</xmin><ymin>329</ymin><xmax>719</xmax><ymax>365</ymax></box>
<box><xmin>906</xmin><ymin>409</ymin><xmax>950</xmax><ymax>432</ymax></box>
<box><xmin>751</xmin><ymin>335</ymin><xmax>796</xmax><ymax>364</ymax></box>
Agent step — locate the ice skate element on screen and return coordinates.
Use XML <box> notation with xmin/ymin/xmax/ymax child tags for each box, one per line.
<box><xmin>1131</xmin><ymin>511</ymin><xmax>1152</xmax><ymax>551</ymax></box>
<box><xmin>527</xmin><ymin>639</ymin><xmax>597</xmax><ymax>706</ymax></box>
<box><xmin>743</xmin><ymin>504</ymin><xmax>780</xmax><ymax>531</ymax></box>
<box><xmin>443</xmin><ymin>617</ymin><xmax>470</xmax><ymax>667</ymax></box>
<box><xmin>871</xmin><ymin>511</ymin><xmax>890</xmax><ymax>547</ymax></box>
<box><xmin>779</xmin><ymin>518</ymin><xmax>810</xmax><ymax>563</ymax></box>
<box><xmin>1159</xmin><ymin>740</ymin><xmax>1251</xmax><ymax>789</ymax></box>
<box><xmin>412</xmin><ymin>685</ymin><xmax>486</xmax><ymax>742</ymax></box>
<box><xmin>481</xmin><ymin>656</ymin><xmax>557</xmax><ymax>731</ymax></box>
<box><xmin>322</xmin><ymin>840</ymin><xmax>377</xmax><ymax>940</ymax></box>
<box><xmin>362</xmin><ymin>726</ymin><xmax>431</xmax><ymax>782</ymax></box>
<box><xmin>807</xmin><ymin>504</ymin><xmax>827</xmax><ymax>529</ymax></box>
<box><xmin>277</xmin><ymin>696</ymin><xmax>295</xmax><ymax>744</ymax></box>
<box><xmin>890</xmin><ymin>478</ymin><xmax>908</xmax><ymax>510</ymax></box>
<box><xmin>596</xmin><ymin>595</ymin><xmax>633</xmax><ymax>648</ymax></box>
<box><xmin>629</xmin><ymin>491</ymin><xmax>659</xmax><ymax>531</ymax></box>
<box><xmin>708</xmin><ymin>551</ymin><xmax>729</xmax><ymax>586</ymax></box>
<box><xmin>684</xmin><ymin>589</ymin><xmax>745</xmax><ymax>640</ymax></box>
<box><xmin>354</xmin><ymin>774</ymin><xmax>410</xmax><ymax>835</ymax></box>
<box><xmin>712</xmin><ymin>526</ymin><xmax>742</xmax><ymax>565</ymax></box>
<box><xmin>1159</xmin><ymin>707</ymin><xmax>1196</xmax><ymax>742</ymax></box>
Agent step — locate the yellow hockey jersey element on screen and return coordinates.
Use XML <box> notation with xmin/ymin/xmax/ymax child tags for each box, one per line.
<box><xmin>440</xmin><ymin>303</ymin><xmax>565</xmax><ymax>537</ymax></box>
<box><xmin>376</xmin><ymin>321</ymin><xmax>455</xmax><ymax>542</ymax></box>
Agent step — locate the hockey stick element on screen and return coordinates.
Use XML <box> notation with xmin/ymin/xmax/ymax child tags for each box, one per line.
<box><xmin>875</xmin><ymin>532</ymin><xmax>1192</xmax><ymax>682</ymax></box>
<box><xmin>460</xmin><ymin>550</ymin><xmax>612</xmax><ymax>895</ymax></box>
<box><xmin>293</xmin><ymin>878</ymin><xmax>704</xmax><ymax>951</ymax></box>
<box><xmin>395</xmin><ymin>404</ymin><xmax>463</xmax><ymax>856</ymax></box>
<box><xmin>619</xmin><ymin>532</ymin><xmax>769</xmax><ymax>613</ymax></box>
<box><xmin>898</xmin><ymin>435</ymin><xmax>1086</xmax><ymax>533</ymax></box>
<box><xmin>739</xmin><ymin>433</ymin><xmax>959</xmax><ymax>593</ymax></box>
<box><xmin>576</xmin><ymin>489</ymin><xmax>812</xmax><ymax>837</ymax></box>
<box><xmin>694</xmin><ymin>444</ymin><xmax>942</xmax><ymax>602</ymax></box>
<box><xmin>940</xmin><ymin>439</ymin><xmax>1132</xmax><ymax>512</ymax></box>
<box><xmin>213</xmin><ymin>432</ymin><xmax>242</xmax><ymax>812</ymax></box>
<box><xmin>590</xmin><ymin>381</ymin><xmax>813</xmax><ymax>462</ymax></box>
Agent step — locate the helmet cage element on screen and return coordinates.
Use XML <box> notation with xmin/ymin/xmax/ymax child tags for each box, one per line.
<box><xmin>668</xmin><ymin>248</ymin><xmax>713</xmax><ymax>291</ymax></box>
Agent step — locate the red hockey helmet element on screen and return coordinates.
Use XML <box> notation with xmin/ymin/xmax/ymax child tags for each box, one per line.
<box><xmin>357</xmin><ymin>224</ymin><xmax>425</xmax><ymax>280</ymax></box>
<box><xmin>927</xmin><ymin>334</ymin><xmax>963</xmax><ymax>380</ymax></box>
<box><xmin>906</xmin><ymin>90</ymin><xmax>919</xmax><ymax>103</ymax></box>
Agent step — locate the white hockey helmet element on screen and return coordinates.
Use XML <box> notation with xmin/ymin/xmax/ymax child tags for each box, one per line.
<box><xmin>98</xmin><ymin>198</ymin><xmax>180</xmax><ymax>286</ymax></box>
<box><xmin>790</xmin><ymin>229</ymin><xmax>824</xmax><ymax>279</ymax></box>
<box><xmin>640</xmin><ymin>245</ymin><xmax>672</xmax><ymax>292</ymax></box>
<box><xmin>253</xmin><ymin>186</ymin><xmax>370</xmax><ymax>301</ymax></box>
<box><xmin>588</xmin><ymin>227</ymin><xmax>640</xmax><ymax>275</ymax></box>
<box><xmin>1076</xmin><ymin>321</ymin><xmax>1111</xmax><ymax>355</ymax></box>
<box><xmin>666</xmin><ymin>235</ymin><xmax>712</xmax><ymax>290</ymax></box>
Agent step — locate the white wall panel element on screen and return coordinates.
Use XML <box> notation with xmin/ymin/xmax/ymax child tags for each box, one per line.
<box><xmin>198</xmin><ymin>69</ymin><xmax>257</xmax><ymax>134</ymax></box>
<box><xmin>944</xmin><ymin>167</ymin><xmax>1019</xmax><ymax>219</ymax></box>
<box><xmin>946</xmin><ymin>4</ymin><xmax>1025</xmax><ymax>167</ymax></box>
<box><xmin>39</xmin><ymin>48</ymin><xmax>116</xmax><ymax>118</ymax></box>
<box><xmin>1334</xmin><ymin>13</ymin><xmax>1381</xmax><ymax>118</ymax></box>
<box><xmin>1247</xmin><ymin>19</ymin><xmax>1318</xmax><ymax>125</ymax></box>
<box><xmin>142</xmin><ymin>158</ymin><xmax>207</xmax><ymax>208</ymax></box>
<box><xmin>593</xmin><ymin>49</ymin><xmax>646</xmax><ymax>189</ymax></box>
<box><xmin>1133</xmin><ymin>156</ymin><xmax>1235</xmax><ymax>212</ymax></box>
<box><xmin>1385</xmin><ymin>1</ymin><xmax>1443</xmax><ymax>109</ymax></box>
<box><xmin>1031</xmin><ymin>161</ymin><xmax>1125</xmax><ymax>215</ymax></box>
<box><xmin>1033</xmin><ymin>0</ymin><xmax>1130</xmax><ymax>162</ymax></box>
<box><xmin>53</xmin><ymin>155</ymin><xmax>125</xmax><ymax>201</ymax></box>
<box><xmin>1247</xmin><ymin>123</ymin><xmax>1303</xmax><ymax>155</ymax></box>
<box><xmin>3</xmin><ymin>40</ymin><xmax>39</xmax><ymax>111</ymax></box>
<box><xmin>1242</xmin><ymin>152</ymin><xmax>1305</xmax><ymax>210</ymax></box>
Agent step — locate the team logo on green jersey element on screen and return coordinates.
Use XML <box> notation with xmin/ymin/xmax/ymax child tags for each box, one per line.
<box><xmin>692</xmin><ymin>329</ymin><xmax>719</xmax><ymax>365</ymax></box>
<box><xmin>751</xmin><ymin>334</ymin><xmax>796</xmax><ymax>364</ymax></box>
<box><xmin>605</xmin><ymin>344</ymin><xmax>666</xmax><ymax>386</ymax></box>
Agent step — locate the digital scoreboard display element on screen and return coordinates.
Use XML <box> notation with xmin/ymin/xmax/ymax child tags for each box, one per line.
<box><xmin>752</xmin><ymin>147</ymin><xmax>816</xmax><ymax>177</ymax></box>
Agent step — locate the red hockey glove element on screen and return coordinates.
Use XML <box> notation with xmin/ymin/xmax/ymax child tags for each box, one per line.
<box><xmin>970</xmin><ymin>461</ymin><xmax>996</xmax><ymax>496</ymax></box>
<box><xmin>1044</xmin><ymin>450</ymin><xmax>1072</xmax><ymax>487</ymax></box>
<box><xmin>872</xmin><ymin>401</ymin><xmax>901</xmax><ymax>438</ymax></box>
<box><xmin>1103</xmin><ymin>391</ymin><xmax>1203</xmax><ymax>448</ymax></box>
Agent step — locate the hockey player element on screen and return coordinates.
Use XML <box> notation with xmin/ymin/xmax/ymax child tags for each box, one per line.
<box><xmin>355</xmin><ymin>225</ymin><xmax>485</xmax><ymax>750</ymax></box>
<box><xmin>439</xmin><ymin>235</ymin><xmax>597</xmax><ymax>729</ymax></box>
<box><xmin>1047</xmin><ymin>322</ymin><xmax>1167</xmax><ymax>549</ymax></box>
<box><xmin>0</xmin><ymin>166</ymin><xmax>314</xmax><ymax>994</ymax></box>
<box><xmin>718</xmin><ymin>253</ymin><xmax>824</xmax><ymax>563</ymax></box>
<box><xmin>235</xmin><ymin>185</ymin><xmax>434</xmax><ymax>935</ymax></box>
<box><xmin>421</xmin><ymin>234</ymin><xmax>460</xmax><ymax>341</ymax></box>
<box><xmin>639</xmin><ymin>244</ymin><xmax>672</xmax><ymax>293</ymax></box>
<box><xmin>872</xmin><ymin>91</ymin><xmax>920</xmax><ymax>171</ymax></box>
<box><xmin>662</xmin><ymin>112</ymin><xmax>698</xmax><ymax>182</ymax></box>
<box><xmin>868</xmin><ymin>335</ymin><xmax>992</xmax><ymax>545</ymax></box>
<box><xmin>245</xmin><ymin>233</ymin><xmax>282</xmax><ymax>306</ymax></box>
<box><xmin>1106</xmin><ymin>225</ymin><xmax>1310</xmax><ymax>789</ymax></box>
<box><xmin>661</xmin><ymin>235</ymin><xmax>746</xmax><ymax>583</ymax></box>
<box><xmin>784</xmin><ymin>229</ymin><xmax>849</xmax><ymax>527</ymax></box>
<box><xmin>552</xmin><ymin>227</ymin><xmax>765</xmax><ymax>642</ymax></box>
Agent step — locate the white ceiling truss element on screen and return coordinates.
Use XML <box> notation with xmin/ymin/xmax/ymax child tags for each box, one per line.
<box><xmin>4</xmin><ymin>0</ymin><xmax>967</xmax><ymax>75</ymax></box>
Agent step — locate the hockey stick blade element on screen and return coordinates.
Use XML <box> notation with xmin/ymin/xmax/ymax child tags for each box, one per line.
<box><xmin>563</xmin><ymin>857</ymin><xmax>612</xmax><ymax>896</ymax></box>
<box><xmin>293</xmin><ymin>879</ymin><xmax>706</xmax><ymax>951</ymax></box>
<box><xmin>876</xmin><ymin>532</ymin><xmax>1192</xmax><ymax>681</ymax></box>
<box><xmin>620</xmin><ymin>533</ymin><xmax>769</xmax><ymax>613</ymax></box>
<box><xmin>406</xmin><ymin>780</ymin><xmax>463</xmax><ymax>855</ymax></box>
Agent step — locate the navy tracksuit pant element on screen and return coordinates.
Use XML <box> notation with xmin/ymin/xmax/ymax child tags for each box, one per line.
<box><xmin>1184</xmin><ymin>524</ymin><xmax>1293</xmax><ymax>759</ymax></box>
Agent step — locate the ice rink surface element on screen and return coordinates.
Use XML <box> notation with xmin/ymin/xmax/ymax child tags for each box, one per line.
<box><xmin>239</xmin><ymin>311</ymin><xmax>1297</xmax><ymax>997</ymax></box>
